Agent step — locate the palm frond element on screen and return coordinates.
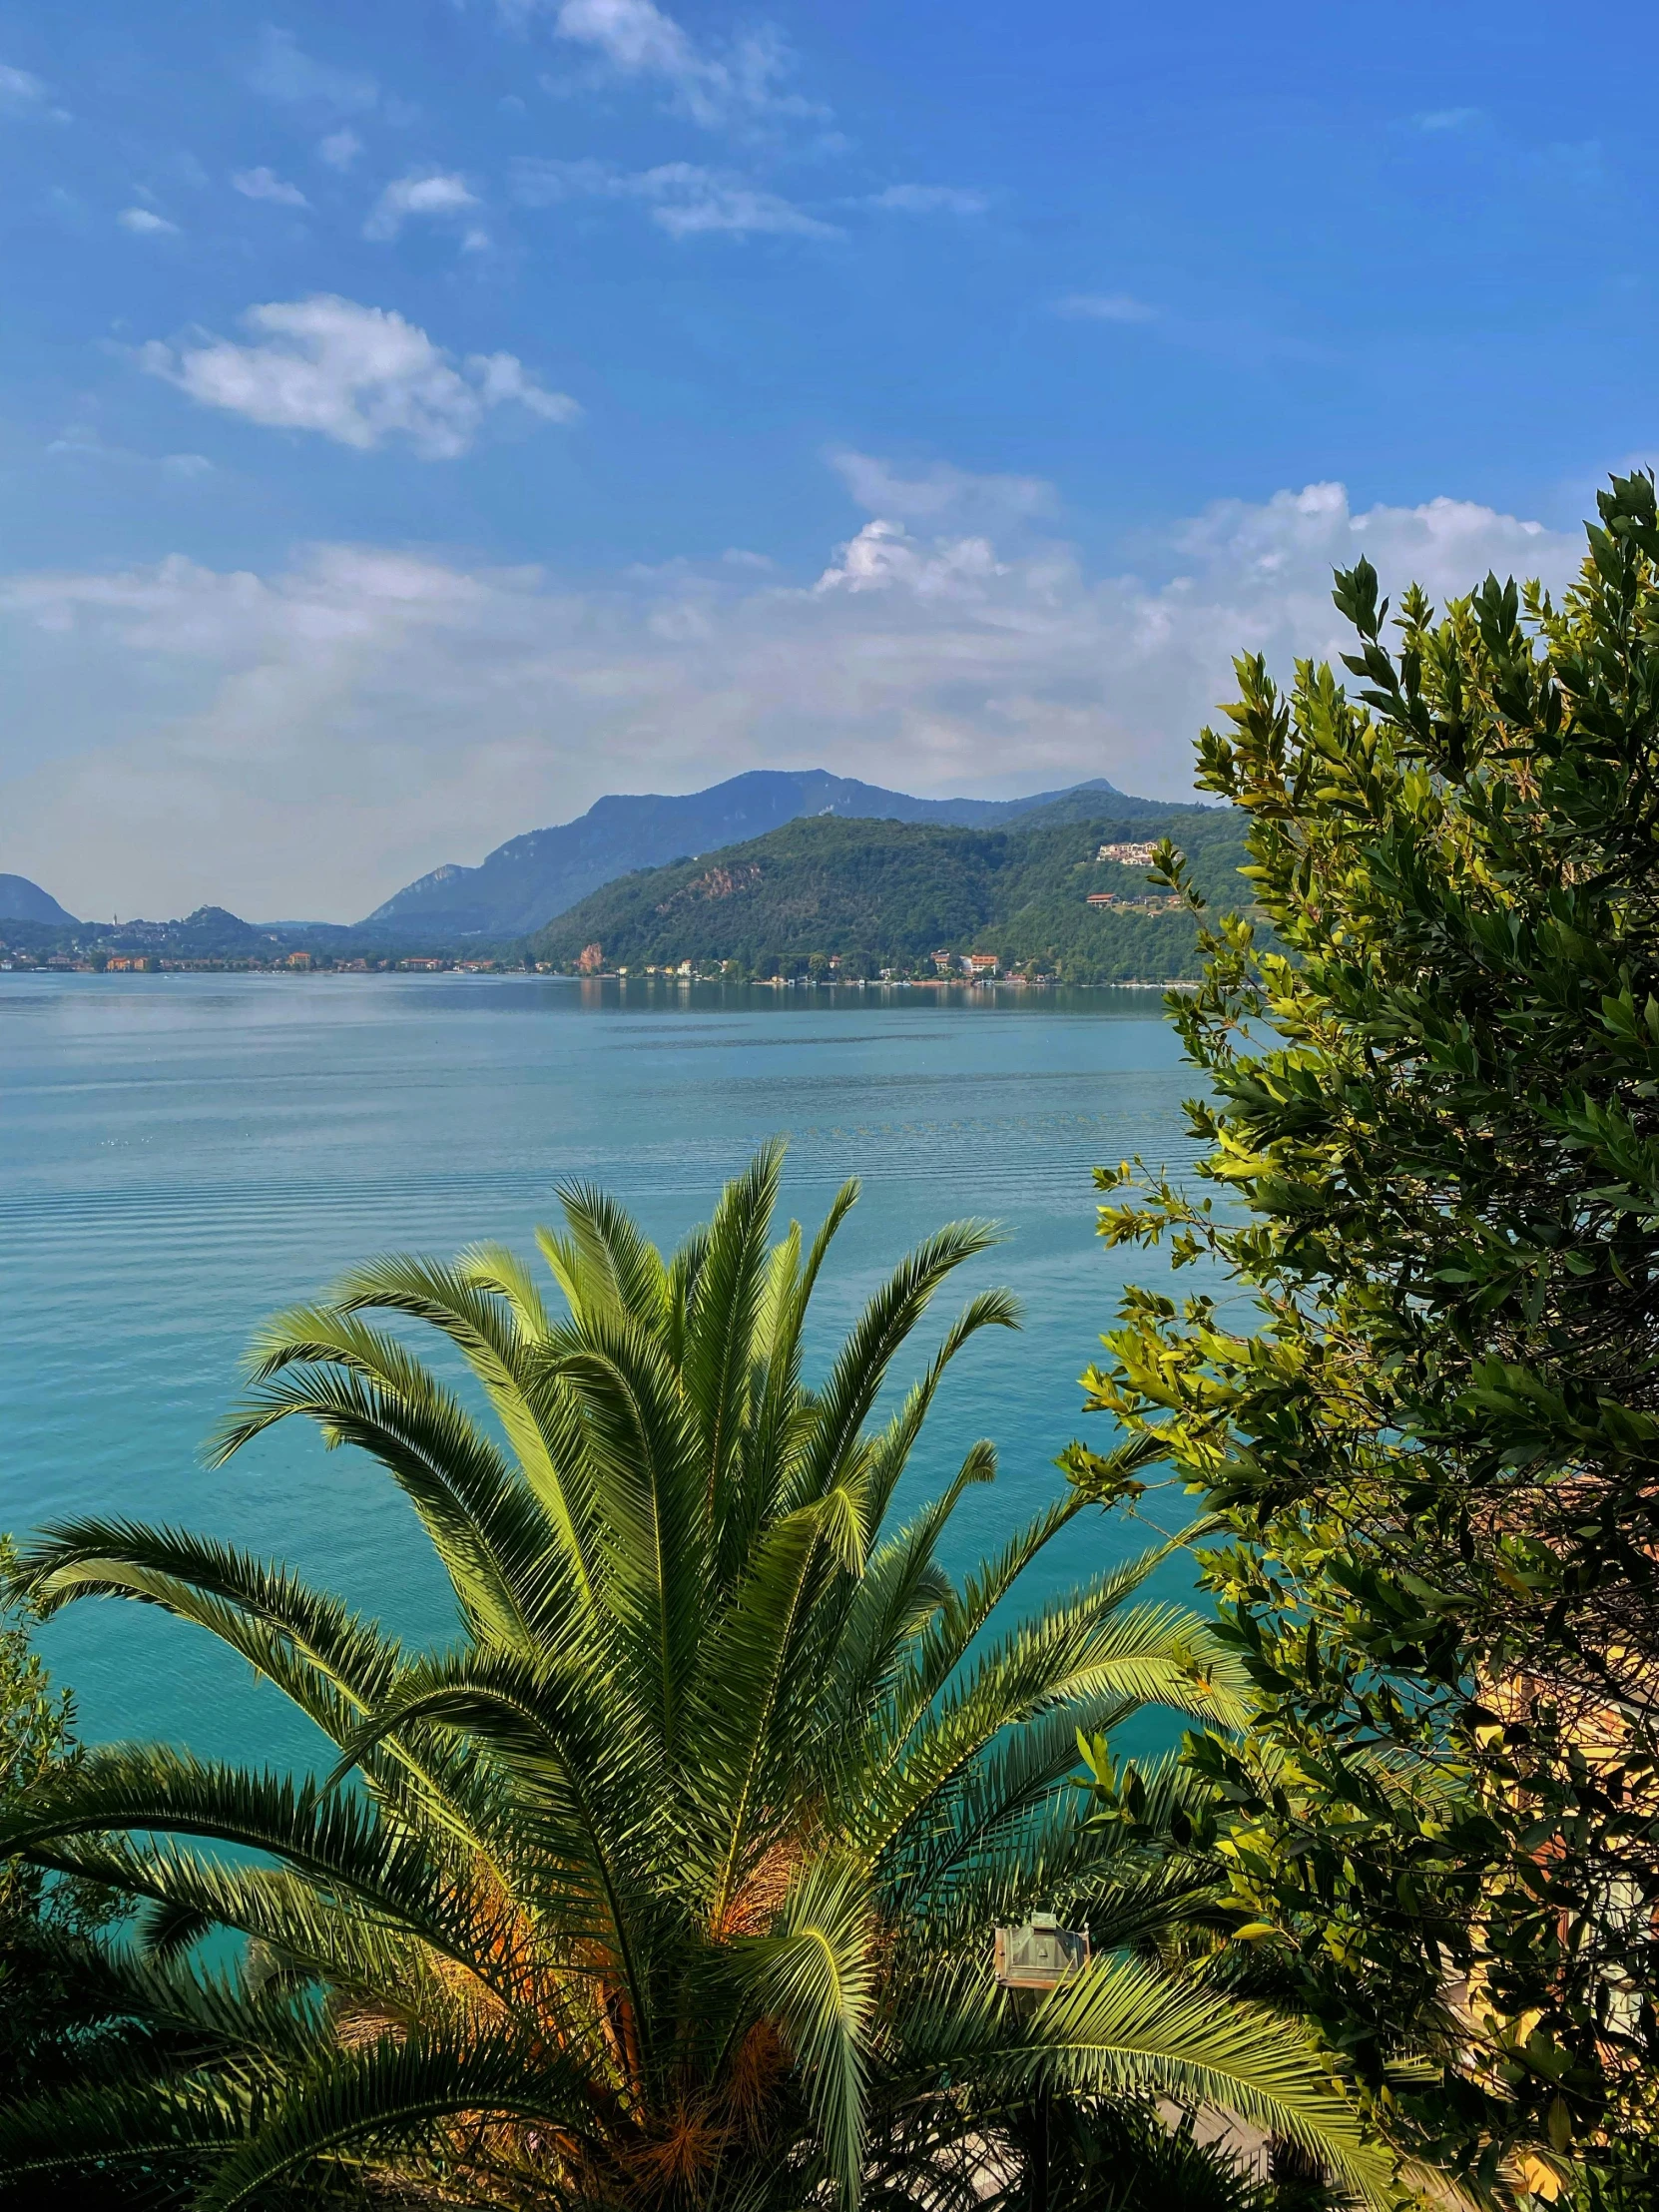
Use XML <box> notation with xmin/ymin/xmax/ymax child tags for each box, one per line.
<box><xmin>682</xmin><ymin>1141</ymin><xmax>784</xmax><ymax>1531</ymax></box>
<box><xmin>887</xmin><ymin>1506</ymin><xmax>1200</xmax><ymax>1752</ymax></box>
<box><xmin>854</xmin><ymin>1593</ymin><xmax>1242</xmax><ymax>1858</ymax></box>
<box><xmin>195</xmin><ymin>2025</ymin><xmax>601</xmax><ymax>2211</ymax></box>
<box><xmin>821</xmin><ymin>1442</ymin><xmax>995</xmax><ymax>1746</ymax></box>
<box><xmin>732</xmin><ymin>1855</ymin><xmax>875</xmax><ymax>2208</ymax></box>
<box><xmin>0</xmin><ymin>1748</ymin><xmax>492</xmax><ymax>1979</ymax></box>
<box><xmin>789</xmin><ymin>1219</ymin><xmax>1004</xmax><ymax>1512</ymax></box>
<box><xmin>1026</xmin><ymin>1958</ymin><xmax>1397</xmax><ymax>2208</ymax></box>
<box><xmin>209</xmin><ymin>1325</ymin><xmax>566</xmax><ymax>1643</ymax></box>
<box><xmin>547</xmin><ymin>1318</ymin><xmax>709</xmax><ymax>1754</ymax></box>
<box><xmin>34</xmin><ymin>1834</ymin><xmax>430</xmax><ymax>1999</ymax></box>
<box><xmin>454</xmin><ymin>1239</ymin><xmax>555</xmax><ymax>1343</ymax></box>
<box><xmin>13</xmin><ymin>1517</ymin><xmax>402</xmax><ymax>1739</ymax></box>
<box><xmin>547</xmin><ymin>1178</ymin><xmax>670</xmax><ymax>1329</ymax></box>
<box><xmin>858</xmin><ymin>1288</ymin><xmax>1020</xmax><ymax>1538</ymax></box>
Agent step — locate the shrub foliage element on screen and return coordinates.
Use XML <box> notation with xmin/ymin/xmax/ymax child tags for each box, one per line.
<box><xmin>1072</xmin><ymin>474</ymin><xmax>1659</xmax><ymax>2198</ymax></box>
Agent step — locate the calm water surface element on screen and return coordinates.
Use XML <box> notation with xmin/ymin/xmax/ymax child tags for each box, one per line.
<box><xmin>0</xmin><ymin>973</ymin><xmax>1205</xmax><ymax>1771</ymax></box>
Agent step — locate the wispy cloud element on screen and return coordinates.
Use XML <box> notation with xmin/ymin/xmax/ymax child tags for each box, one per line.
<box><xmin>540</xmin><ymin>0</ymin><xmax>823</xmax><ymax>132</ymax></box>
<box><xmin>865</xmin><ymin>185</ymin><xmax>989</xmax><ymax>216</ymax></box>
<box><xmin>0</xmin><ymin>60</ymin><xmax>51</xmax><ymax>113</ymax></box>
<box><xmin>363</xmin><ymin>171</ymin><xmax>480</xmax><ymax>242</ymax></box>
<box><xmin>1053</xmin><ymin>291</ymin><xmax>1158</xmax><ymax>323</ymax></box>
<box><xmin>830</xmin><ymin>450</ymin><xmax>1053</xmax><ymax>522</ymax></box>
<box><xmin>513</xmin><ymin>156</ymin><xmax>836</xmax><ymax>239</ymax></box>
<box><xmin>1395</xmin><ymin>107</ymin><xmax>1608</xmax><ymax>206</ymax></box>
<box><xmin>119</xmin><ymin>208</ymin><xmax>180</xmax><ymax>237</ymax></box>
<box><xmin>1054</xmin><ymin>289</ymin><xmax>1329</xmax><ymax>370</ymax></box>
<box><xmin>1410</xmin><ymin>106</ymin><xmax>1483</xmax><ymax>132</ymax></box>
<box><xmin>233</xmin><ymin>167</ymin><xmax>310</xmax><ymax>209</ymax></box>
<box><xmin>249</xmin><ymin>27</ymin><xmax>377</xmax><ymax>114</ymax></box>
<box><xmin>467</xmin><ymin>351</ymin><xmax>577</xmax><ymax>417</ymax></box>
<box><xmin>137</xmin><ymin>295</ymin><xmax>580</xmax><ymax>458</ymax></box>
<box><xmin>317</xmin><ymin>128</ymin><xmax>364</xmax><ymax>170</ymax></box>
<box><xmin>46</xmin><ymin>424</ymin><xmax>213</xmax><ymax>478</ymax></box>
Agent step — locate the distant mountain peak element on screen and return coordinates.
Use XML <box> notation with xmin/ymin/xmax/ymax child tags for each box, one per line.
<box><xmin>359</xmin><ymin>769</ymin><xmax>1171</xmax><ymax>944</ymax></box>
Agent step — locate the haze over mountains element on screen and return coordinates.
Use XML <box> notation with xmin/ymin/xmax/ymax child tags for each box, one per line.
<box><xmin>3</xmin><ymin>770</ymin><xmax>1206</xmax><ymax>955</ymax></box>
<box><xmin>361</xmin><ymin>770</ymin><xmax>1176</xmax><ymax>942</ymax></box>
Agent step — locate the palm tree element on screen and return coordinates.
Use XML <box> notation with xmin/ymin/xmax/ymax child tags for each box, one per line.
<box><xmin>0</xmin><ymin>1148</ymin><xmax>1392</xmax><ymax>2209</ymax></box>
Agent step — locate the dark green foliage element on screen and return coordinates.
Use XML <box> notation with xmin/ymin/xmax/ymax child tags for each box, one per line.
<box><xmin>527</xmin><ymin>809</ymin><xmax>1247</xmax><ymax>981</ymax></box>
<box><xmin>0</xmin><ymin>1542</ymin><xmax>189</xmax><ymax>2207</ymax></box>
<box><xmin>0</xmin><ymin>1532</ymin><xmax>116</xmax><ymax>2096</ymax></box>
<box><xmin>1070</xmin><ymin>474</ymin><xmax>1659</xmax><ymax>2199</ymax></box>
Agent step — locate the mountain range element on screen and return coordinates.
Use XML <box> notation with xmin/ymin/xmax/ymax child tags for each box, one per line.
<box><xmin>0</xmin><ymin>770</ymin><xmax>1211</xmax><ymax>959</ymax></box>
<box><xmin>360</xmin><ymin>770</ymin><xmax>1178</xmax><ymax>941</ymax></box>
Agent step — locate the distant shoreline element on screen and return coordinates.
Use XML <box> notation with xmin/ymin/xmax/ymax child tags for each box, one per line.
<box><xmin>0</xmin><ymin>965</ymin><xmax>1196</xmax><ymax>993</ymax></box>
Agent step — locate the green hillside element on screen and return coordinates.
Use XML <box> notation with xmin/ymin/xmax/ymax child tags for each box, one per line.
<box><xmin>526</xmin><ymin>804</ymin><xmax>1247</xmax><ymax>983</ymax></box>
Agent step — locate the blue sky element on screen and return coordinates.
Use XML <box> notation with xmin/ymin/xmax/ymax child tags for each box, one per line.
<box><xmin>1</xmin><ymin>0</ymin><xmax>1652</xmax><ymax>919</ymax></box>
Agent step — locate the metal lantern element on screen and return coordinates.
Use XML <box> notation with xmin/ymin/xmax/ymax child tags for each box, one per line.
<box><xmin>992</xmin><ymin>1912</ymin><xmax>1090</xmax><ymax>1988</ymax></box>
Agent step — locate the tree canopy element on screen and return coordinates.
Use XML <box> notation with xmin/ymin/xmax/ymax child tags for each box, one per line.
<box><xmin>1072</xmin><ymin>473</ymin><xmax>1659</xmax><ymax>2203</ymax></box>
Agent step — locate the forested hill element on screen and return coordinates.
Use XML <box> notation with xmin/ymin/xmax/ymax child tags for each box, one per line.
<box><xmin>526</xmin><ymin>804</ymin><xmax>1247</xmax><ymax>982</ymax></box>
<box><xmin>361</xmin><ymin>768</ymin><xmax>1167</xmax><ymax>940</ymax></box>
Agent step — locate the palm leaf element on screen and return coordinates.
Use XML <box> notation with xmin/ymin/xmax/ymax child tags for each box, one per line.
<box><xmin>195</xmin><ymin>2025</ymin><xmax>602</xmax><ymax>2211</ymax></box>
<box><xmin>732</xmin><ymin>1854</ymin><xmax>876</xmax><ymax>2208</ymax></box>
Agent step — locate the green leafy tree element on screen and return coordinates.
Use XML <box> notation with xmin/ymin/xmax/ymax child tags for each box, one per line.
<box><xmin>0</xmin><ymin>1150</ymin><xmax>1388</xmax><ymax>2210</ymax></box>
<box><xmin>0</xmin><ymin>1541</ymin><xmax>187</xmax><ymax>2208</ymax></box>
<box><xmin>0</xmin><ymin>1531</ymin><xmax>86</xmax><ymax>2081</ymax></box>
<box><xmin>1070</xmin><ymin>475</ymin><xmax>1659</xmax><ymax>2202</ymax></box>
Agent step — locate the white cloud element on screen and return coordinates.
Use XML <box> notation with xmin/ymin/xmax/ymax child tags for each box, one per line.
<box><xmin>137</xmin><ymin>295</ymin><xmax>580</xmax><ymax>458</ymax></box>
<box><xmin>465</xmin><ymin>351</ymin><xmax>579</xmax><ymax>420</ymax></box>
<box><xmin>512</xmin><ymin>157</ymin><xmax>835</xmax><ymax>239</ymax></box>
<box><xmin>233</xmin><ymin>166</ymin><xmax>310</xmax><ymax>208</ymax></box>
<box><xmin>363</xmin><ymin>170</ymin><xmax>480</xmax><ymax>241</ymax></box>
<box><xmin>0</xmin><ymin>472</ymin><xmax>1582</xmax><ymax>922</ymax></box>
<box><xmin>816</xmin><ymin>518</ymin><xmax>1005</xmax><ymax>600</ymax></box>
<box><xmin>830</xmin><ymin>450</ymin><xmax>1054</xmax><ymax>523</ymax></box>
<box><xmin>0</xmin><ymin>60</ymin><xmax>46</xmax><ymax>109</ymax></box>
<box><xmin>1054</xmin><ymin>291</ymin><xmax>1158</xmax><ymax>323</ymax></box>
<box><xmin>119</xmin><ymin>207</ymin><xmax>180</xmax><ymax>236</ymax></box>
<box><xmin>318</xmin><ymin>127</ymin><xmax>363</xmax><ymax>170</ymax></box>
<box><xmin>646</xmin><ymin>171</ymin><xmax>831</xmax><ymax>239</ymax></box>
<box><xmin>544</xmin><ymin>0</ymin><xmax>819</xmax><ymax>130</ymax></box>
<box><xmin>866</xmin><ymin>185</ymin><xmax>989</xmax><ymax>216</ymax></box>
<box><xmin>250</xmin><ymin>27</ymin><xmax>377</xmax><ymax>113</ymax></box>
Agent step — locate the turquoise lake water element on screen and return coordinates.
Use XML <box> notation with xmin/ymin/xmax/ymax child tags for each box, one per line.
<box><xmin>0</xmin><ymin>972</ymin><xmax>1206</xmax><ymax>1774</ymax></box>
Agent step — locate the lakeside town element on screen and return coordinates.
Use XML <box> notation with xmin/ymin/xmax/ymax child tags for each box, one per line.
<box><xmin>1</xmin><ymin>946</ymin><xmax>1040</xmax><ymax>981</ymax></box>
<box><xmin>0</xmin><ymin>841</ymin><xmax>1180</xmax><ymax>982</ymax></box>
